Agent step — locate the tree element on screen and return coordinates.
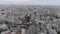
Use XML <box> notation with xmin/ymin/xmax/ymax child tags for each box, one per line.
<box><xmin>0</xmin><ymin>29</ymin><xmax>3</xmax><ymax>34</ymax></box>
<box><xmin>5</xmin><ymin>21</ymin><xmax>9</xmax><ymax>24</ymax></box>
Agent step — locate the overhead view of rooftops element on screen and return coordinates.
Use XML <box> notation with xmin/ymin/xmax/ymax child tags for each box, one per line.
<box><xmin>0</xmin><ymin>0</ymin><xmax>60</xmax><ymax>34</ymax></box>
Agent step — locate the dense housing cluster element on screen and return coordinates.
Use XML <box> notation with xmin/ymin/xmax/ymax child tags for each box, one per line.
<box><xmin>0</xmin><ymin>5</ymin><xmax>60</xmax><ymax>34</ymax></box>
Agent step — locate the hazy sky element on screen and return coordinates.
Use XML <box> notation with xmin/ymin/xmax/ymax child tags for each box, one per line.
<box><xmin>0</xmin><ymin>0</ymin><xmax>60</xmax><ymax>5</ymax></box>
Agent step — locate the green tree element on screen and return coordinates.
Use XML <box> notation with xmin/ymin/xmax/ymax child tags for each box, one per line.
<box><xmin>0</xmin><ymin>29</ymin><xmax>3</xmax><ymax>34</ymax></box>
